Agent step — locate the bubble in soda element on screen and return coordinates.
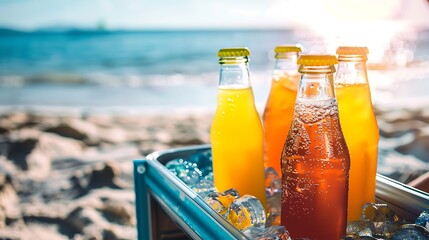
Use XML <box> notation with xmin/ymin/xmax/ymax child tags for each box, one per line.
<box><xmin>227</xmin><ymin>195</ymin><xmax>266</xmax><ymax>230</ymax></box>
<box><xmin>242</xmin><ymin>225</ymin><xmax>291</xmax><ymax>240</ymax></box>
<box><xmin>265</xmin><ymin>167</ymin><xmax>281</xmax><ymax>197</ymax></box>
<box><xmin>361</xmin><ymin>202</ymin><xmax>400</xmax><ymax>238</ymax></box>
<box><xmin>204</xmin><ymin>188</ymin><xmax>239</xmax><ymax>216</ymax></box>
<box><xmin>192</xmin><ymin>179</ymin><xmax>215</xmax><ymax>198</ymax></box>
<box><xmin>389</xmin><ymin>224</ymin><xmax>429</xmax><ymax>240</ymax></box>
<box><xmin>166</xmin><ymin>158</ymin><xmax>203</xmax><ymax>186</ymax></box>
<box><xmin>281</xmin><ymin>99</ymin><xmax>350</xmax><ymax>239</ymax></box>
<box><xmin>346</xmin><ymin>220</ymin><xmax>376</xmax><ymax>237</ymax></box>
<box><xmin>416</xmin><ymin>210</ymin><xmax>429</xmax><ymax>230</ymax></box>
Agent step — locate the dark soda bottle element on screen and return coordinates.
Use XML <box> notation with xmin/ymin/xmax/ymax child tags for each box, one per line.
<box><xmin>281</xmin><ymin>54</ymin><xmax>350</xmax><ymax>239</ymax></box>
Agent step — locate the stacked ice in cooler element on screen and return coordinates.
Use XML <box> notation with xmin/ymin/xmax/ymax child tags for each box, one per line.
<box><xmin>166</xmin><ymin>150</ymin><xmax>429</xmax><ymax>239</ymax></box>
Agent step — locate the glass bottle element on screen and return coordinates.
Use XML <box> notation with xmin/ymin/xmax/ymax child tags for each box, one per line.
<box><xmin>263</xmin><ymin>44</ymin><xmax>302</xmax><ymax>177</ymax></box>
<box><xmin>281</xmin><ymin>55</ymin><xmax>350</xmax><ymax>239</ymax></box>
<box><xmin>334</xmin><ymin>46</ymin><xmax>379</xmax><ymax>222</ymax></box>
<box><xmin>210</xmin><ymin>48</ymin><xmax>267</xmax><ymax>209</ymax></box>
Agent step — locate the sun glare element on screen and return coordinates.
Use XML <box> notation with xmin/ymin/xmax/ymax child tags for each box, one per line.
<box><xmin>287</xmin><ymin>0</ymin><xmax>417</xmax><ymax>65</ymax></box>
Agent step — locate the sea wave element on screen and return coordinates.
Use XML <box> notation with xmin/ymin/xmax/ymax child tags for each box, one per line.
<box><xmin>0</xmin><ymin>70</ymin><xmax>273</xmax><ymax>87</ymax></box>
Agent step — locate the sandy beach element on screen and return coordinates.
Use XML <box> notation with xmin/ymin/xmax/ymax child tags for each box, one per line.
<box><xmin>0</xmin><ymin>102</ymin><xmax>428</xmax><ymax>239</ymax></box>
<box><xmin>0</xmin><ymin>110</ymin><xmax>213</xmax><ymax>239</ymax></box>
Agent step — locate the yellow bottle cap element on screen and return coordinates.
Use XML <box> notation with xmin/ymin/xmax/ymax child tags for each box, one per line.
<box><xmin>297</xmin><ymin>54</ymin><xmax>338</xmax><ymax>66</ymax></box>
<box><xmin>274</xmin><ymin>44</ymin><xmax>303</xmax><ymax>53</ymax></box>
<box><xmin>336</xmin><ymin>46</ymin><xmax>369</xmax><ymax>55</ymax></box>
<box><xmin>218</xmin><ymin>48</ymin><xmax>251</xmax><ymax>58</ymax></box>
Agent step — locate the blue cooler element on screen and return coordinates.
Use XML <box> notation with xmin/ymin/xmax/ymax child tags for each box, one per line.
<box><xmin>134</xmin><ymin>145</ymin><xmax>429</xmax><ymax>240</ymax></box>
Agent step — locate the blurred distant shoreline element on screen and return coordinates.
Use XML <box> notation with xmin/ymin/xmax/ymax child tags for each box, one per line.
<box><xmin>1</xmin><ymin>27</ymin><xmax>429</xmax><ymax>112</ymax></box>
<box><xmin>0</xmin><ymin>26</ymin><xmax>300</xmax><ymax>35</ymax></box>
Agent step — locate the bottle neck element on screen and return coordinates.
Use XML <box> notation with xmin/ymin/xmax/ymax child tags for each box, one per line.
<box><xmin>335</xmin><ymin>57</ymin><xmax>368</xmax><ymax>85</ymax></box>
<box><xmin>218</xmin><ymin>62</ymin><xmax>251</xmax><ymax>89</ymax></box>
<box><xmin>275</xmin><ymin>53</ymin><xmax>299</xmax><ymax>71</ymax></box>
<box><xmin>297</xmin><ymin>67</ymin><xmax>336</xmax><ymax>101</ymax></box>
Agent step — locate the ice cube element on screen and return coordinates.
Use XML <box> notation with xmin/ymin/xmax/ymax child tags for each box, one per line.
<box><xmin>166</xmin><ymin>158</ymin><xmax>203</xmax><ymax>186</ymax></box>
<box><xmin>242</xmin><ymin>225</ymin><xmax>291</xmax><ymax>240</ymax></box>
<box><xmin>265</xmin><ymin>167</ymin><xmax>281</xmax><ymax>197</ymax></box>
<box><xmin>204</xmin><ymin>188</ymin><xmax>239</xmax><ymax>216</ymax></box>
<box><xmin>361</xmin><ymin>202</ymin><xmax>400</xmax><ymax>238</ymax></box>
<box><xmin>389</xmin><ymin>224</ymin><xmax>429</xmax><ymax>240</ymax></box>
<box><xmin>266</xmin><ymin>212</ymin><xmax>281</xmax><ymax>227</ymax></box>
<box><xmin>344</xmin><ymin>233</ymin><xmax>359</xmax><ymax>239</ymax></box>
<box><xmin>346</xmin><ymin>220</ymin><xmax>376</xmax><ymax>237</ymax></box>
<box><xmin>204</xmin><ymin>172</ymin><xmax>214</xmax><ymax>181</ymax></box>
<box><xmin>416</xmin><ymin>210</ymin><xmax>429</xmax><ymax>230</ymax></box>
<box><xmin>266</xmin><ymin>191</ymin><xmax>281</xmax><ymax>226</ymax></box>
<box><xmin>344</xmin><ymin>235</ymin><xmax>378</xmax><ymax>240</ymax></box>
<box><xmin>192</xmin><ymin>179</ymin><xmax>215</xmax><ymax>198</ymax></box>
<box><xmin>226</xmin><ymin>195</ymin><xmax>266</xmax><ymax>230</ymax></box>
<box><xmin>187</xmin><ymin>150</ymin><xmax>213</xmax><ymax>176</ymax></box>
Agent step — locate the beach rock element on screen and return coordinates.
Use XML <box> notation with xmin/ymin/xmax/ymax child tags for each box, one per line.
<box><xmin>421</xmin><ymin>108</ymin><xmax>429</xmax><ymax>121</ymax></box>
<box><xmin>64</xmin><ymin>189</ymin><xmax>136</xmax><ymax>240</ymax></box>
<box><xmin>71</xmin><ymin>161</ymin><xmax>122</xmax><ymax>196</ymax></box>
<box><xmin>66</xmin><ymin>206</ymin><xmax>109</xmax><ymax>240</ymax></box>
<box><xmin>0</xmin><ymin>173</ymin><xmax>19</xmax><ymax>227</ymax></box>
<box><xmin>139</xmin><ymin>141</ymin><xmax>170</xmax><ymax>156</ymax></box>
<box><xmin>0</xmin><ymin>120</ymin><xmax>11</xmax><ymax>134</ymax></box>
<box><xmin>88</xmin><ymin>162</ymin><xmax>121</xmax><ymax>189</ymax></box>
<box><xmin>44</xmin><ymin>118</ymin><xmax>100</xmax><ymax>146</ymax></box>
<box><xmin>153</xmin><ymin>130</ymin><xmax>173</xmax><ymax>144</ymax></box>
<box><xmin>77</xmin><ymin>188</ymin><xmax>134</xmax><ymax>212</ymax></box>
<box><xmin>98</xmin><ymin>127</ymin><xmax>129</xmax><ymax>144</ymax></box>
<box><xmin>5</xmin><ymin>129</ymin><xmax>83</xmax><ymax>179</ymax></box>
<box><xmin>53</xmin><ymin>144</ymin><xmax>140</xmax><ymax>169</ymax></box>
<box><xmin>21</xmin><ymin>202</ymin><xmax>72</xmax><ymax>221</ymax></box>
<box><xmin>84</xmin><ymin>114</ymin><xmax>115</xmax><ymax>128</ymax></box>
<box><xmin>378</xmin><ymin>120</ymin><xmax>424</xmax><ymax>138</ymax></box>
<box><xmin>124</xmin><ymin>128</ymin><xmax>152</xmax><ymax>143</ymax></box>
<box><xmin>100</xmin><ymin>198</ymin><xmax>135</xmax><ymax>225</ymax></box>
<box><xmin>378</xmin><ymin>109</ymin><xmax>415</xmax><ymax>124</ymax></box>
<box><xmin>395</xmin><ymin>131</ymin><xmax>429</xmax><ymax>162</ymax></box>
<box><xmin>3</xmin><ymin>112</ymin><xmax>30</xmax><ymax>129</ymax></box>
<box><xmin>0</xmin><ymin>223</ymin><xmax>69</xmax><ymax>240</ymax></box>
<box><xmin>169</xmin><ymin>133</ymin><xmax>205</xmax><ymax>145</ymax></box>
<box><xmin>104</xmin><ymin>225</ymin><xmax>136</xmax><ymax>240</ymax></box>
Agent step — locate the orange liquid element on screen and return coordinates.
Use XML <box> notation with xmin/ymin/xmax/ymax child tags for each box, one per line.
<box><xmin>210</xmin><ymin>87</ymin><xmax>267</xmax><ymax>208</ymax></box>
<box><xmin>281</xmin><ymin>99</ymin><xmax>350</xmax><ymax>240</ymax></box>
<box><xmin>263</xmin><ymin>73</ymin><xmax>299</xmax><ymax>175</ymax></box>
<box><xmin>335</xmin><ymin>83</ymin><xmax>379</xmax><ymax>222</ymax></box>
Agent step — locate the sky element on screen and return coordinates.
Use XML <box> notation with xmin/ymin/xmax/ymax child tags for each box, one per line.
<box><xmin>0</xmin><ymin>0</ymin><xmax>429</xmax><ymax>30</ymax></box>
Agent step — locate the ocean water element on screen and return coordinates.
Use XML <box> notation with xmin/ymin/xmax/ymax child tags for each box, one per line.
<box><xmin>1</xmin><ymin>28</ymin><xmax>429</xmax><ymax>114</ymax></box>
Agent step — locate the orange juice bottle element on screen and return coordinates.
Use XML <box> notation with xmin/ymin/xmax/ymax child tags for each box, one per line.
<box><xmin>281</xmin><ymin>55</ymin><xmax>350</xmax><ymax>239</ymax></box>
<box><xmin>334</xmin><ymin>46</ymin><xmax>379</xmax><ymax>222</ymax></box>
<box><xmin>263</xmin><ymin>45</ymin><xmax>302</xmax><ymax>176</ymax></box>
<box><xmin>210</xmin><ymin>48</ymin><xmax>267</xmax><ymax>208</ymax></box>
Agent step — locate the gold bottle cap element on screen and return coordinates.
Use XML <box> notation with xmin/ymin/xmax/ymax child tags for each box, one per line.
<box><xmin>336</xmin><ymin>46</ymin><xmax>369</xmax><ymax>55</ymax></box>
<box><xmin>218</xmin><ymin>48</ymin><xmax>251</xmax><ymax>58</ymax></box>
<box><xmin>274</xmin><ymin>44</ymin><xmax>303</xmax><ymax>53</ymax></box>
<box><xmin>297</xmin><ymin>54</ymin><xmax>338</xmax><ymax>66</ymax></box>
